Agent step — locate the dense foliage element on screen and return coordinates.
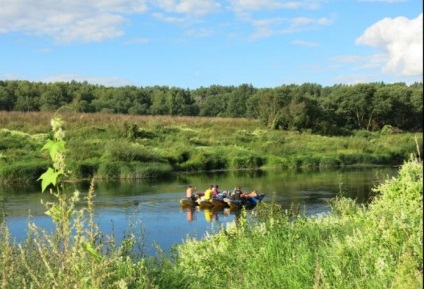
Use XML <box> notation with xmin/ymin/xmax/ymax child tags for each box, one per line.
<box><xmin>0</xmin><ymin>80</ymin><xmax>422</xmax><ymax>134</ymax></box>
<box><xmin>0</xmin><ymin>116</ymin><xmax>422</xmax><ymax>288</ymax></box>
<box><xmin>0</xmin><ymin>112</ymin><xmax>422</xmax><ymax>183</ymax></box>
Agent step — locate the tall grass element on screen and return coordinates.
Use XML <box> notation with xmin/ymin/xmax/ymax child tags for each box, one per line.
<box><xmin>150</xmin><ymin>156</ymin><xmax>422</xmax><ymax>289</ymax></box>
<box><xmin>1</xmin><ymin>111</ymin><xmax>422</xmax><ymax>183</ymax></box>
<box><xmin>0</xmin><ymin>115</ymin><xmax>422</xmax><ymax>288</ymax></box>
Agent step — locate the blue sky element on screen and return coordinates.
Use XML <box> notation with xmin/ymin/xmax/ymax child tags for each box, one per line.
<box><xmin>0</xmin><ymin>0</ymin><xmax>422</xmax><ymax>89</ymax></box>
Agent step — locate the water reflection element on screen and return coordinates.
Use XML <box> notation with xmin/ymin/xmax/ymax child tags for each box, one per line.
<box><xmin>184</xmin><ymin>207</ymin><xmax>195</xmax><ymax>222</ymax></box>
<box><xmin>181</xmin><ymin>205</ymin><xmax>243</xmax><ymax>224</ymax></box>
<box><xmin>1</xmin><ymin>167</ymin><xmax>398</xmax><ymax>256</ymax></box>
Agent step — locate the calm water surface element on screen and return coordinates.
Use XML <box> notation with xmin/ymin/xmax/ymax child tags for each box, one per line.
<box><xmin>1</xmin><ymin>167</ymin><xmax>398</xmax><ymax>256</ymax></box>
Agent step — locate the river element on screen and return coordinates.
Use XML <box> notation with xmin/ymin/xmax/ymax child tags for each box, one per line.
<box><xmin>0</xmin><ymin>166</ymin><xmax>398</xmax><ymax>257</ymax></box>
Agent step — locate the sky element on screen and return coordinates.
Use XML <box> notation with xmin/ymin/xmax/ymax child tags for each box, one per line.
<box><xmin>0</xmin><ymin>0</ymin><xmax>422</xmax><ymax>89</ymax></box>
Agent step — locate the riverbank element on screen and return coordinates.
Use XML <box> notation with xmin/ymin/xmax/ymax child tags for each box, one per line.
<box><xmin>0</xmin><ymin>111</ymin><xmax>422</xmax><ymax>184</ymax></box>
<box><xmin>0</xmin><ymin>159</ymin><xmax>421</xmax><ymax>288</ymax></box>
<box><xmin>1</xmin><ymin>115</ymin><xmax>422</xmax><ymax>288</ymax></box>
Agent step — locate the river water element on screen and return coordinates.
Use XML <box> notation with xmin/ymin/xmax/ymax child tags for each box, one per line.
<box><xmin>1</xmin><ymin>167</ymin><xmax>398</xmax><ymax>256</ymax></box>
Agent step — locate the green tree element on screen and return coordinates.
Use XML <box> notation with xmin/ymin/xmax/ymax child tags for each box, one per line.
<box><xmin>225</xmin><ymin>84</ymin><xmax>256</xmax><ymax>117</ymax></box>
<box><xmin>91</xmin><ymin>87</ymin><xmax>115</xmax><ymax>113</ymax></box>
<box><xmin>39</xmin><ymin>82</ymin><xmax>72</xmax><ymax>112</ymax></box>
<box><xmin>254</xmin><ymin>88</ymin><xmax>284</xmax><ymax>129</ymax></box>
<box><xmin>71</xmin><ymin>82</ymin><xmax>95</xmax><ymax>113</ymax></box>
<box><xmin>0</xmin><ymin>85</ymin><xmax>15</xmax><ymax>111</ymax></box>
<box><xmin>15</xmin><ymin>81</ymin><xmax>42</xmax><ymax>111</ymax></box>
<box><xmin>167</xmin><ymin>87</ymin><xmax>195</xmax><ymax>116</ymax></box>
<box><xmin>150</xmin><ymin>87</ymin><xmax>169</xmax><ymax>115</ymax></box>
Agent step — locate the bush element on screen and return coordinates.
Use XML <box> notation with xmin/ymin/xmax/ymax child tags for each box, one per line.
<box><xmin>96</xmin><ymin>162</ymin><xmax>121</xmax><ymax>179</ymax></box>
<box><xmin>0</xmin><ymin>161</ymin><xmax>49</xmax><ymax>183</ymax></box>
<box><xmin>179</xmin><ymin>150</ymin><xmax>228</xmax><ymax>171</ymax></box>
<box><xmin>119</xmin><ymin>162</ymin><xmax>173</xmax><ymax>179</ymax></box>
<box><xmin>103</xmin><ymin>140</ymin><xmax>165</xmax><ymax>163</ymax></box>
<box><xmin>319</xmin><ymin>156</ymin><xmax>341</xmax><ymax>168</ymax></box>
<box><xmin>69</xmin><ymin>159</ymin><xmax>99</xmax><ymax>179</ymax></box>
<box><xmin>301</xmin><ymin>156</ymin><xmax>320</xmax><ymax>168</ymax></box>
<box><xmin>338</xmin><ymin>153</ymin><xmax>364</xmax><ymax>165</ymax></box>
<box><xmin>228</xmin><ymin>150</ymin><xmax>266</xmax><ymax>169</ymax></box>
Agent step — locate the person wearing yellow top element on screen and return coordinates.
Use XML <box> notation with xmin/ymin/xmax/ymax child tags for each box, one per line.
<box><xmin>203</xmin><ymin>185</ymin><xmax>213</xmax><ymax>200</ymax></box>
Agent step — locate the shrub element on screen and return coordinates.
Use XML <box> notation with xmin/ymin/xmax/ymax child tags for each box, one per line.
<box><xmin>338</xmin><ymin>153</ymin><xmax>364</xmax><ymax>165</ymax></box>
<box><xmin>179</xmin><ymin>150</ymin><xmax>228</xmax><ymax>171</ymax></box>
<box><xmin>0</xmin><ymin>161</ymin><xmax>49</xmax><ymax>183</ymax></box>
<box><xmin>319</xmin><ymin>156</ymin><xmax>341</xmax><ymax>168</ymax></box>
<box><xmin>69</xmin><ymin>159</ymin><xmax>99</xmax><ymax>179</ymax></box>
<box><xmin>265</xmin><ymin>156</ymin><xmax>289</xmax><ymax>169</ymax></box>
<box><xmin>301</xmin><ymin>156</ymin><xmax>320</xmax><ymax>168</ymax></box>
<box><xmin>103</xmin><ymin>140</ymin><xmax>165</xmax><ymax>163</ymax></box>
<box><xmin>119</xmin><ymin>162</ymin><xmax>173</xmax><ymax>179</ymax></box>
<box><xmin>96</xmin><ymin>162</ymin><xmax>121</xmax><ymax>179</ymax></box>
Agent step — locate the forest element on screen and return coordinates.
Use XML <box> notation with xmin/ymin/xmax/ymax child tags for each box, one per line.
<box><xmin>0</xmin><ymin>80</ymin><xmax>422</xmax><ymax>135</ymax></box>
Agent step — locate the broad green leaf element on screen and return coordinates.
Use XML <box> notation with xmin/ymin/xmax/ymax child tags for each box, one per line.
<box><xmin>40</xmin><ymin>139</ymin><xmax>55</xmax><ymax>152</ymax></box>
<box><xmin>41</xmin><ymin>140</ymin><xmax>66</xmax><ymax>161</ymax></box>
<box><xmin>37</xmin><ymin>167</ymin><xmax>62</xmax><ymax>192</ymax></box>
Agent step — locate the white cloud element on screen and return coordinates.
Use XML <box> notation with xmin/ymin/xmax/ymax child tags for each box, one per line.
<box><xmin>124</xmin><ymin>38</ymin><xmax>150</xmax><ymax>44</ymax></box>
<box><xmin>152</xmin><ymin>12</ymin><xmax>187</xmax><ymax>24</ymax></box>
<box><xmin>0</xmin><ymin>0</ymin><xmax>148</xmax><ymax>43</ymax></box>
<box><xmin>155</xmin><ymin>0</ymin><xmax>221</xmax><ymax>16</ymax></box>
<box><xmin>250</xmin><ymin>15</ymin><xmax>333</xmax><ymax>39</ymax></box>
<box><xmin>356</xmin><ymin>13</ymin><xmax>423</xmax><ymax>77</ymax></box>
<box><xmin>95</xmin><ymin>0</ymin><xmax>148</xmax><ymax>13</ymax></box>
<box><xmin>229</xmin><ymin>0</ymin><xmax>320</xmax><ymax>11</ymax></box>
<box><xmin>185</xmin><ymin>28</ymin><xmax>214</xmax><ymax>38</ymax></box>
<box><xmin>291</xmin><ymin>39</ymin><xmax>319</xmax><ymax>47</ymax></box>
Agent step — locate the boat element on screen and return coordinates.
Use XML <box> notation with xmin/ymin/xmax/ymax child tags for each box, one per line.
<box><xmin>210</xmin><ymin>196</ymin><xmax>229</xmax><ymax>208</ymax></box>
<box><xmin>179</xmin><ymin>192</ymin><xmax>205</xmax><ymax>207</ymax></box>
<box><xmin>196</xmin><ymin>199</ymin><xmax>214</xmax><ymax>208</ymax></box>
<box><xmin>180</xmin><ymin>191</ymin><xmax>265</xmax><ymax>210</ymax></box>
<box><xmin>179</xmin><ymin>198</ymin><xmax>198</xmax><ymax>207</ymax></box>
<box><xmin>224</xmin><ymin>193</ymin><xmax>265</xmax><ymax>209</ymax></box>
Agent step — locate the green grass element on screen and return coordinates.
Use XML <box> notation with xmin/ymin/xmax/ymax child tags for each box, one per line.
<box><xmin>0</xmin><ymin>115</ymin><xmax>422</xmax><ymax>288</ymax></box>
<box><xmin>149</xmin><ymin>157</ymin><xmax>422</xmax><ymax>289</ymax></box>
<box><xmin>0</xmin><ymin>111</ymin><xmax>422</xmax><ymax>183</ymax></box>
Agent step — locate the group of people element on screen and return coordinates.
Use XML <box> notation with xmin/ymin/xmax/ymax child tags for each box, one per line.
<box><xmin>229</xmin><ymin>186</ymin><xmax>258</xmax><ymax>200</ymax></box>
<box><xmin>185</xmin><ymin>185</ymin><xmax>258</xmax><ymax>201</ymax></box>
<box><xmin>186</xmin><ymin>185</ymin><xmax>221</xmax><ymax>201</ymax></box>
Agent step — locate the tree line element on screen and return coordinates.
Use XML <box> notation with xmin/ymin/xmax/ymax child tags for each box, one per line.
<box><xmin>0</xmin><ymin>80</ymin><xmax>422</xmax><ymax>135</ymax></box>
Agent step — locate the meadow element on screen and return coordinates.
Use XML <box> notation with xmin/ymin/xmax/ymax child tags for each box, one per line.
<box><xmin>0</xmin><ymin>111</ymin><xmax>422</xmax><ymax>184</ymax></box>
<box><xmin>0</xmin><ymin>114</ymin><xmax>422</xmax><ymax>288</ymax></box>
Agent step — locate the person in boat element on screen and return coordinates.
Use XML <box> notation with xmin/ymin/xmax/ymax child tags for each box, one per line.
<box><xmin>202</xmin><ymin>185</ymin><xmax>214</xmax><ymax>201</ymax></box>
<box><xmin>241</xmin><ymin>190</ymin><xmax>258</xmax><ymax>199</ymax></box>
<box><xmin>212</xmin><ymin>185</ymin><xmax>219</xmax><ymax>197</ymax></box>
<box><xmin>214</xmin><ymin>190</ymin><xmax>228</xmax><ymax>201</ymax></box>
<box><xmin>230</xmin><ymin>187</ymin><xmax>242</xmax><ymax>200</ymax></box>
<box><xmin>240</xmin><ymin>190</ymin><xmax>261</xmax><ymax>206</ymax></box>
<box><xmin>186</xmin><ymin>186</ymin><xmax>197</xmax><ymax>201</ymax></box>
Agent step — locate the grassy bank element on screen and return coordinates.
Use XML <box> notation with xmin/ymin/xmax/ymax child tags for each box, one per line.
<box><xmin>0</xmin><ymin>116</ymin><xmax>422</xmax><ymax>288</ymax></box>
<box><xmin>0</xmin><ymin>111</ymin><xmax>422</xmax><ymax>183</ymax></box>
<box><xmin>151</xmin><ymin>157</ymin><xmax>422</xmax><ymax>289</ymax></box>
